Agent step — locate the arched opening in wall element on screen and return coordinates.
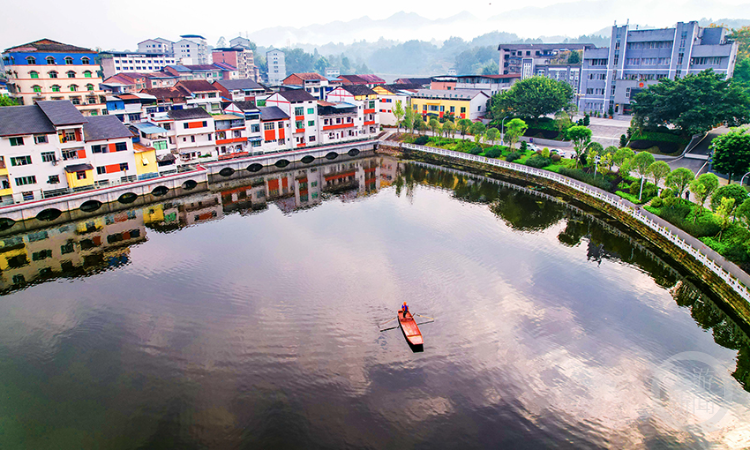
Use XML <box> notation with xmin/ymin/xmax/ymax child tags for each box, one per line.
<box><xmin>151</xmin><ymin>186</ymin><xmax>169</xmax><ymax>196</ymax></box>
<box><xmin>247</xmin><ymin>163</ymin><xmax>263</xmax><ymax>172</ymax></box>
<box><xmin>36</xmin><ymin>208</ymin><xmax>62</xmax><ymax>221</ymax></box>
<box><xmin>219</xmin><ymin>168</ymin><xmax>235</xmax><ymax>177</ymax></box>
<box><xmin>301</xmin><ymin>155</ymin><xmax>315</xmax><ymax>164</ymax></box>
<box><xmin>275</xmin><ymin>159</ymin><xmax>290</xmax><ymax>168</ymax></box>
<box><xmin>80</xmin><ymin>200</ymin><xmax>102</xmax><ymax>212</ymax></box>
<box><xmin>118</xmin><ymin>192</ymin><xmax>138</xmax><ymax>204</ymax></box>
<box><xmin>325</xmin><ymin>152</ymin><xmax>338</xmax><ymax>160</ymax></box>
<box><xmin>348</xmin><ymin>148</ymin><xmax>360</xmax><ymax>157</ymax></box>
<box><xmin>183</xmin><ymin>180</ymin><xmax>198</xmax><ymax>190</ymax></box>
<box><xmin>0</xmin><ymin>218</ymin><xmax>16</xmax><ymax>231</ymax></box>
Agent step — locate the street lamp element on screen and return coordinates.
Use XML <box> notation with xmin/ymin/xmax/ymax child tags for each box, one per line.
<box><xmin>500</xmin><ymin>116</ymin><xmax>508</xmax><ymax>145</ymax></box>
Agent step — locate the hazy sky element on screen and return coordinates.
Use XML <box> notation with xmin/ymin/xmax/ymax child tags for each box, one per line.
<box><xmin>2</xmin><ymin>0</ymin><xmax>749</xmax><ymax>51</ymax></box>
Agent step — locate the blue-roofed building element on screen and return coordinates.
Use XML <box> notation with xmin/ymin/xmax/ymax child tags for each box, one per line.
<box><xmin>1</xmin><ymin>39</ymin><xmax>107</xmax><ymax>116</ymax></box>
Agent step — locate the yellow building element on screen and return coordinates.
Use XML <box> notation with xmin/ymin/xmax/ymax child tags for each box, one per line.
<box><xmin>133</xmin><ymin>143</ymin><xmax>159</xmax><ymax>178</ymax></box>
<box><xmin>64</xmin><ymin>163</ymin><xmax>95</xmax><ymax>189</ymax></box>
<box><xmin>409</xmin><ymin>89</ymin><xmax>490</xmax><ymax>122</ymax></box>
<box><xmin>0</xmin><ymin>156</ymin><xmax>12</xmax><ymax>200</ymax></box>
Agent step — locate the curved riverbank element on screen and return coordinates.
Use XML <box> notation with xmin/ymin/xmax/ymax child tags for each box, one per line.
<box><xmin>378</xmin><ymin>141</ymin><xmax>750</xmax><ymax>326</ymax></box>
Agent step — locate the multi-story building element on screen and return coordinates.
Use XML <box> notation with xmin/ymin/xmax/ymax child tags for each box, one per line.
<box><xmin>497</xmin><ymin>43</ymin><xmax>594</xmax><ymax>77</ymax></box>
<box><xmin>213</xmin><ymin>114</ymin><xmax>247</xmax><ymax>159</ymax></box>
<box><xmin>282</xmin><ymin>72</ymin><xmax>330</xmax><ymax>100</ymax></box>
<box><xmin>316</xmin><ymin>101</ymin><xmax>359</xmax><ymax>145</ymax></box>
<box><xmin>265</xmin><ymin>90</ymin><xmax>319</xmax><ymax>148</ymax></box>
<box><xmin>0</xmin><ymin>100</ymin><xmax>153</xmax><ymax>203</ymax></box>
<box><xmin>163</xmin><ymin>64</ymin><xmax>236</xmax><ymax>82</ymax></box>
<box><xmin>212</xmin><ymin>48</ymin><xmax>255</xmax><ymax>80</ymax></box>
<box><xmin>529</xmin><ymin>65</ymin><xmax>581</xmax><ymax>94</ymax></box>
<box><xmin>105</xmin><ymin>92</ymin><xmax>158</xmax><ymax>124</ymax></box>
<box><xmin>213</xmin><ymin>79</ymin><xmax>265</xmax><ymax>102</ymax></box>
<box><xmin>258</xmin><ymin>106</ymin><xmax>291</xmax><ymax>152</ymax></box>
<box><xmin>173</xmin><ymin>35</ymin><xmax>211</xmax><ymax>65</ymax></box>
<box><xmin>174</xmin><ymin>80</ymin><xmax>222</xmax><ymax>113</ymax></box>
<box><xmin>455</xmin><ymin>74</ymin><xmax>520</xmax><ymax>96</ymax></box>
<box><xmin>129</xmin><ymin>122</ymin><xmax>175</xmax><ymax>174</ymax></box>
<box><xmin>579</xmin><ymin>21</ymin><xmax>739</xmax><ymax>116</ymax></box>
<box><xmin>325</xmin><ymin>85</ymin><xmax>379</xmax><ymax>141</ymax></box>
<box><xmin>373</xmin><ymin>85</ymin><xmax>410</xmax><ymax>126</ymax></box>
<box><xmin>99</xmin><ymin>52</ymin><xmax>176</xmax><ymax>79</ymax></box>
<box><xmin>2</xmin><ymin>39</ymin><xmax>107</xmax><ymax>116</ymax></box>
<box><xmin>266</xmin><ymin>49</ymin><xmax>286</xmax><ymax>86</ymax></box>
<box><xmin>102</xmin><ymin>73</ymin><xmax>148</xmax><ymax>94</ymax></box>
<box><xmin>152</xmin><ymin>107</ymin><xmax>215</xmax><ymax>162</ymax></box>
<box><xmin>229</xmin><ymin>37</ymin><xmax>254</xmax><ymax>50</ymax></box>
<box><xmin>137</xmin><ymin>38</ymin><xmax>174</xmax><ymax>57</ymax></box>
<box><xmin>224</xmin><ymin>101</ymin><xmax>263</xmax><ymax>154</ymax></box>
<box><xmin>409</xmin><ymin>89</ymin><xmax>490</xmax><ymax>121</ymax></box>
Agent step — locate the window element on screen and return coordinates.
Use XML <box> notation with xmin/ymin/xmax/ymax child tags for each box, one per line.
<box><xmin>9</xmin><ymin>138</ymin><xmax>25</xmax><ymax>147</ymax></box>
<box><xmin>15</xmin><ymin>176</ymin><xmax>36</xmax><ymax>185</ymax></box>
<box><xmin>30</xmin><ymin>71</ymin><xmax>39</xmax><ymax>79</ymax></box>
<box><xmin>62</xmin><ymin>149</ymin><xmax>78</xmax><ymax>160</ymax></box>
<box><xmin>97</xmin><ymin>166</ymin><xmax>106</xmax><ymax>175</ymax></box>
<box><xmin>368</xmin><ymin>100</ymin><xmax>375</xmax><ymax>109</ymax></box>
<box><xmin>264</xmin><ymin>122</ymin><xmax>274</xmax><ymax>130</ymax></box>
<box><xmin>308</xmin><ymin>120</ymin><xmax>314</xmax><ymax>126</ymax></box>
<box><xmin>34</xmin><ymin>135</ymin><xmax>48</xmax><ymax>144</ymax></box>
<box><xmin>76</xmin><ymin>171</ymin><xmax>87</xmax><ymax>180</ymax></box>
<box><xmin>81</xmin><ymin>57</ymin><xmax>90</xmax><ymax>64</ymax></box>
<box><xmin>32</xmin><ymin>85</ymin><xmax>42</xmax><ymax>93</ymax></box>
<box><xmin>87</xmin><ymin>84</ymin><xmax>94</xmax><ymax>91</ymax></box>
<box><xmin>27</xmin><ymin>56</ymin><xmax>36</xmax><ymax>65</ymax></box>
<box><xmin>115</xmin><ymin>142</ymin><xmax>127</xmax><ymax>151</ymax></box>
<box><xmin>190</xmin><ymin>136</ymin><xmax>195</xmax><ymax>142</ymax></box>
<box><xmin>48</xmin><ymin>175</ymin><xmax>59</xmax><ymax>184</ymax></box>
<box><xmin>91</xmin><ymin>144</ymin><xmax>105</xmax><ymax>153</ymax></box>
<box><xmin>119</xmin><ymin>163</ymin><xmax>129</xmax><ymax>171</ymax></box>
<box><xmin>460</xmin><ymin>107</ymin><xmax>466</xmax><ymax>113</ymax></box>
<box><xmin>67</xmin><ymin>71</ymin><xmax>76</xmax><ymax>78</ymax></box>
<box><xmin>69</xmin><ymin>84</ymin><xmax>78</xmax><ymax>92</ymax></box>
<box><xmin>41</xmin><ymin>152</ymin><xmax>55</xmax><ymax>162</ymax></box>
<box><xmin>162</xmin><ymin>123</ymin><xmax>171</xmax><ymax>130</ymax></box>
<box><xmin>307</xmin><ymin>108</ymin><xmax>314</xmax><ymax>114</ymax></box>
<box><xmin>32</xmin><ymin>250</ymin><xmax>53</xmax><ymax>261</ymax></box>
<box><xmin>61</xmin><ymin>242</ymin><xmax>74</xmax><ymax>254</ymax></box>
<box><xmin>183</xmin><ymin>123</ymin><xmax>189</xmax><ymax>129</ymax></box>
<box><xmin>450</xmin><ymin>106</ymin><xmax>455</xmax><ymax>113</ymax></box>
<box><xmin>295</xmin><ymin>121</ymin><xmax>304</xmax><ymax>129</ymax></box>
<box><xmin>48</xmin><ymin>71</ymin><xmax>58</xmax><ymax>78</ymax></box>
<box><xmin>51</xmin><ymin>85</ymin><xmax>60</xmax><ymax>92</ymax></box>
<box><xmin>46</xmin><ymin>56</ymin><xmax>55</xmax><ymax>65</ymax></box>
<box><xmin>202</xmin><ymin>121</ymin><xmax>207</xmax><ymax>127</ymax></box>
<box><xmin>65</xmin><ymin>56</ymin><xmax>73</xmax><ymax>65</ymax></box>
<box><xmin>294</xmin><ymin>107</ymin><xmax>304</xmax><ymax>116</ymax></box>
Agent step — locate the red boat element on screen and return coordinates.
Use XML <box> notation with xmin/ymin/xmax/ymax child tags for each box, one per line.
<box><xmin>399</xmin><ymin>311</ymin><xmax>424</xmax><ymax>347</ymax></box>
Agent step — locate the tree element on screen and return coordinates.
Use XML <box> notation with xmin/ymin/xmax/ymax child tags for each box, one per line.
<box><xmin>443</xmin><ymin>120</ymin><xmax>455</xmax><ymax>138</ymax></box>
<box><xmin>737</xmin><ymin>198</ymin><xmax>750</xmax><ymax>227</ymax></box>
<box><xmin>583</xmin><ymin>113</ymin><xmax>590</xmax><ymax>126</ymax></box>
<box><xmin>729</xmin><ymin>26</ymin><xmax>750</xmax><ymax>61</ymax></box>
<box><xmin>598</xmin><ymin>153</ymin><xmax>613</xmax><ymax>175</ymax></box>
<box><xmin>613</xmin><ymin>147</ymin><xmax>635</xmax><ymax>168</ymax></box>
<box><xmin>665</xmin><ymin>167</ymin><xmax>695</xmax><ymax>198</ymax></box>
<box><xmin>647</xmin><ymin>161</ymin><xmax>671</xmax><ymax>193</ymax></box>
<box><xmin>471</xmin><ymin>122</ymin><xmax>486</xmax><ymax>143</ymax></box>
<box><xmin>567</xmin><ymin>50</ymin><xmax>581</xmax><ymax>64</ymax></box>
<box><xmin>402</xmin><ymin>107</ymin><xmax>414</xmax><ymax>134</ymax></box>
<box><xmin>393</xmin><ymin>100</ymin><xmax>405</xmax><ymax>132</ymax></box>
<box><xmin>631</xmin><ymin>152</ymin><xmax>656</xmax><ymax>200</ymax></box>
<box><xmin>689</xmin><ymin>173</ymin><xmax>720</xmax><ymax>218</ymax></box>
<box><xmin>0</xmin><ymin>96</ymin><xmax>18</xmax><ymax>106</ymax></box>
<box><xmin>631</xmin><ymin>70</ymin><xmax>750</xmax><ymax>137</ymax></box>
<box><xmin>428</xmin><ymin>118</ymin><xmax>441</xmax><ymax>136</ymax></box>
<box><xmin>413</xmin><ymin>116</ymin><xmax>424</xmax><ymax>134</ymax></box>
<box><xmin>417</xmin><ymin>119</ymin><xmax>428</xmax><ymax>135</ymax></box>
<box><xmin>711</xmin><ymin>127</ymin><xmax>750</xmax><ymax>183</ymax></box>
<box><xmin>567</xmin><ymin>126</ymin><xmax>593</xmax><ymax>168</ymax></box>
<box><xmin>457</xmin><ymin>119</ymin><xmax>472</xmax><ymax>138</ymax></box>
<box><xmin>710</xmin><ymin>184</ymin><xmax>748</xmax><ymax>218</ymax></box>
<box><xmin>482</xmin><ymin>61</ymin><xmax>499</xmax><ymax>75</ymax></box>
<box><xmin>504</xmin><ymin>118</ymin><xmax>527</xmax><ymax>150</ymax></box>
<box><xmin>485</xmin><ymin>127</ymin><xmax>500</xmax><ymax>144</ymax></box>
<box><xmin>716</xmin><ymin>197</ymin><xmax>736</xmax><ymax>241</ymax></box>
<box><xmin>554</xmin><ymin>110</ymin><xmax>572</xmax><ymax>136</ymax></box>
<box><xmin>314</xmin><ymin>57</ymin><xmax>329</xmax><ymax>75</ymax></box>
<box><xmin>489</xmin><ymin>76</ymin><xmax>574</xmax><ymax>121</ymax></box>
<box><xmin>619</xmin><ymin>134</ymin><xmax>628</xmax><ymax>148</ymax></box>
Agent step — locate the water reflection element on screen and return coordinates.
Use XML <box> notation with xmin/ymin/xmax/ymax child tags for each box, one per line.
<box><xmin>1</xmin><ymin>157</ymin><xmax>749</xmax><ymax>448</ymax></box>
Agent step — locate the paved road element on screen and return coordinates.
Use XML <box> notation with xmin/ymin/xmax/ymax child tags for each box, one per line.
<box><xmin>688</xmin><ymin>127</ymin><xmax>729</xmax><ymax>156</ymax></box>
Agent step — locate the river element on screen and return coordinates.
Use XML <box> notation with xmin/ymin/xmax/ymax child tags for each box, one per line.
<box><xmin>0</xmin><ymin>155</ymin><xmax>749</xmax><ymax>449</ymax></box>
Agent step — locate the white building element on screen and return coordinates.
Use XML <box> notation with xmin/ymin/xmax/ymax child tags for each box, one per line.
<box><xmin>153</xmin><ymin>107</ymin><xmax>216</xmax><ymax>163</ymax></box>
<box><xmin>137</xmin><ymin>38</ymin><xmax>174</xmax><ymax>57</ymax></box>
<box><xmin>265</xmin><ymin>90</ymin><xmax>319</xmax><ymax>149</ymax></box>
<box><xmin>325</xmin><ymin>85</ymin><xmax>380</xmax><ymax>143</ymax></box>
<box><xmin>174</xmin><ymin>35</ymin><xmax>211</xmax><ymax>65</ymax></box>
<box><xmin>373</xmin><ymin>85</ymin><xmax>410</xmax><ymax>127</ymax></box>
<box><xmin>266</xmin><ymin>49</ymin><xmax>286</xmax><ymax>86</ymax></box>
<box><xmin>99</xmin><ymin>52</ymin><xmax>177</xmax><ymax>79</ymax></box>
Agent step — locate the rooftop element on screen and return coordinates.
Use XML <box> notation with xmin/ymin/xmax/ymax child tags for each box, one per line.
<box><xmin>36</xmin><ymin>100</ymin><xmax>87</xmax><ymax>126</ymax></box>
<box><xmin>212</xmin><ymin>114</ymin><xmax>244</xmax><ymax>121</ymax></box>
<box><xmin>175</xmin><ymin>80</ymin><xmax>218</xmax><ymax>93</ymax></box>
<box><xmin>5</xmin><ymin>38</ymin><xmax>95</xmax><ymax>54</ymax></box>
<box><xmin>167</xmin><ymin>107</ymin><xmax>212</xmax><ymax>120</ymax></box>
<box><xmin>413</xmin><ymin>89</ymin><xmax>489</xmax><ymax>100</ymax></box>
<box><xmin>214</xmin><ymin>79</ymin><xmax>264</xmax><ymax>91</ymax></box>
<box><xmin>0</xmin><ymin>105</ymin><xmax>55</xmax><ymax>137</ymax></box>
<box><xmin>259</xmin><ymin>106</ymin><xmax>289</xmax><ymax>121</ymax></box>
<box><xmin>83</xmin><ymin>115</ymin><xmax>134</xmax><ymax>141</ymax></box>
<box><xmin>498</xmin><ymin>43</ymin><xmax>595</xmax><ymax>51</ymax></box>
<box><xmin>285</xmin><ymin>72</ymin><xmax>327</xmax><ymax>82</ymax></box>
<box><xmin>277</xmin><ymin>89</ymin><xmax>316</xmax><ymax>102</ymax></box>
<box><xmin>341</xmin><ymin>85</ymin><xmax>377</xmax><ymax>96</ymax></box>
<box><xmin>231</xmin><ymin>100</ymin><xmax>257</xmax><ymax>111</ymax></box>
<box><xmin>131</xmin><ymin>122</ymin><xmax>168</xmax><ymax>134</ymax></box>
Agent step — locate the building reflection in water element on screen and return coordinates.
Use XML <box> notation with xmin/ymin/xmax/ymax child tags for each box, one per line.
<box><xmin>0</xmin><ymin>156</ymin><xmax>383</xmax><ymax>292</ymax></box>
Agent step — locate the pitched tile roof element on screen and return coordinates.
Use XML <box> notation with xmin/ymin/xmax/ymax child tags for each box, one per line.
<box><xmin>259</xmin><ymin>106</ymin><xmax>289</xmax><ymax>121</ymax></box>
<box><xmin>36</xmin><ymin>100</ymin><xmax>86</xmax><ymax>126</ymax></box>
<box><xmin>342</xmin><ymin>85</ymin><xmax>376</xmax><ymax>96</ymax></box>
<box><xmin>393</xmin><ymin>78</ymin><xmax>432</xmax><ymax>86</ymax></box>
<box><xmin>382</xmin><ymin>83</ymin><xmax>423</xmax><ymax>91</ymax></box>
<box><xmin>140</xmin><ymin>87</ymin><xmax>187</xmax><ymax>101</ymax></box>
<box><xmin>5</xmin><ymin>38</ymin><xmax>94</xmax><ymax>54</ymax></box>
<box><xmin>339</xmin><ymin>74</ymin><xmax>368</xmax><ymax>85</ymax></box>
<box><xmin>83</xmin><ymin>115</ymin><xmax>134</xmax><ymax>141</ymax></box>
<box><xmin>214</xmin><ymin>79</ymin><xmax>263</xmax><ymax>91</ymax></box>
<box><xmin>175</xmin><ymin>80</ymin><xmax>218</xmax><ymax>93</ymax></box>
<box><xmin>64</xmin><ymin>163</ymin><xmax>94</xmax><ymax>173</ymax></box>
<box><xmin>277</xmin><ymin>89</ymin><xmax>316</xmax><ymax>102</ymax></box>
<box><xmin>0</xmin><ymin>105</ymin><xmax>55</xmax><ymax>137</ymax></box>
<box><xmin>232</xmin><ymin>100</ymin><xmax>257</xmax><ymax>111</ymax></box>
<box><xmin>167</xmin><ymin>107</ymin><xmax>212</xmax><ymax>120</ymax></box>
<box><xmin>357</xmin><ymin>74</ymin><xmax>386</xmax><ymax>84</ymax></box>
<box><xmin>184</xmin><ymin>64</ymin><xmax>221</xmax><ymax>71</ymax></box>
<box><xmin>285</xmin><ymin>72</ymin><xmax>327</xmax><ymax>82</ymax></box>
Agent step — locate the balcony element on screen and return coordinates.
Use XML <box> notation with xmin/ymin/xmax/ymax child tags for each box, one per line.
<box><xmin>322</xmin><ymin>122</ymin><xmax>355</xmax><ymax>131</ymax></box>
<box><xmin>216</xmin><ymin>136</ymin><xmax>247</xmax><ymax>145</ymax></box>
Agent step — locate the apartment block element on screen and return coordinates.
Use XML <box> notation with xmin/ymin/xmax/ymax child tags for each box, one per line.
<box><xmin>265</xmin><ymin>90</ymin><xmax>319</xmax><ymax>148</ymax></box>
<box><xmin>213</xmin><ymin>79</ymin><xmax>265</xmax><ymax>102</ymax></box>
<box><xmin>282</xmin><ymin>73</ymin><xmax>329</xmax><ymax>100</ymax></box>
<box><xmin>2</xmin><ymin>39</ymin><xmax>107</xmax><ymax>116</ymax></box>
<box><xmin>212</xmin><ymin>48</ymin><xmax>255</xmax><ymax>80</ymax></box>
<box><xmin>137</xmin><ymin>38</ymin><xmax>174</xmax><ymax>57</ymax></box>
<box><xmin>410</xmin><ymin>89</ymin><xmax>490</xmax><ymax>121</ymax></box>
<box><xmin>497</xmin><ymin>43</ymin><xmax>594</xmax><ymax>78</ymax></box>
<box><xmin>258</xmin><ymin>106</ymin><xmax>292</xmax><ymax>152</ymax></box>
<box><xmin>99</xmin><ymin>52</ymin><xmax>177</xmax><ymax>79</ymax></box>
<box><xmin>267</xmin><ymin>50</ymin><xmax>286</xmax><ymax>86</ymax></box>
<box><xmin>152</xmin><ymin>107</ymin><xmax>215</xmax><ymax>163</ymax></box>
<box><xmin>224</xmin><ymin>101</ymin><xmax>263</xmax><ymax>154</ymax></box>
<box><xmin>173</xmin><ymin>35</ymin><xmax>211</xmax><ymax>65</ymax></box>
<box><xmin>325</xmin><ymin>85</ymin><xmax>379</xmax><ymax>142</ymax></box>
<box><xmin>578</xmin><ymin>21</ymin><xmax>738</xmax><ymax>116</ymax></box>
<box><xmin>373</xmin><ymin>85</ymin><xmax>410</xmax><ymax>126</ymax></box>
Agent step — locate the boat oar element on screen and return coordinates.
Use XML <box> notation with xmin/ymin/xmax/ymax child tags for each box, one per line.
<box><xmin>379</xmin><ymin>325</ymin><xmax>400</xmax><ymax>332</ymax></box>
<box><xmin>414</xmin><ymin>313</ymin><xmax>435</xmax><ymax>321</ymax></box>
<box><xmin>379</xmin><ymin>317</ymin><xmax>397</xmax><ymax>327</ymax></box>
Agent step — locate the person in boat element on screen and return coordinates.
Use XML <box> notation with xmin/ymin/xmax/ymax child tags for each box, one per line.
<box><xmin>402</xmin><ymin>302</ymin><xmax>409</xmax><ymax>318</ymax></box>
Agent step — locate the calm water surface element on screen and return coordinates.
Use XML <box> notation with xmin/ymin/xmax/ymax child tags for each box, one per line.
<box><xmin>1</xmin><ymin>156</ymin><xmax>750</xmax><ymax>449</ymax></box>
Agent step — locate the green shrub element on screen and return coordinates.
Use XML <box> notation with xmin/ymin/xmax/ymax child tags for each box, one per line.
<box><xmin>413</xmin><ymin>135</ymin><xmax>430</xmax><ymax>145</ymax></box>
<box><xmin>525</xmin><ymin>156</ymin><xmax>552</xmax><ymax>168</ymax></box>
<box><xmin>506</xmin><ymin>152</ymin><xmax>522</xmax><ymax>162</ymax></box>
<box><xmin>660</xmin><ymin>188</ymin><xmax>674</xmax><ymax>199</ymax></box>
<box><xmin>683</xmin><ymin>213</ymin><xmax>721</xmax><ymax>237</ymax></box>
<box><xmin>629</xmin><ymin>180</ymin><xmax>658</xmax><ymax>201</ymax></box>
<box><xmin>651</xmin><ymin>197</ymin><xmax>663</xmax><ymax>207</ymax></box>
<box><xmin>485</xmin><ymin>146</ymin><xmax>502</xmax><ymax>158</ymax></box>
<box><xmin>558</xmin><ymin>167</ymin><xmax>612</xmax><ymax>190</ymax></box>
<box><xmin>550</xmin><ymin>153</ymin><xmax>562</xmax><ymax>162</ymax></box>
<box><xmin>469</xmin><ymin>146</ymin><xmax>483</xmax><ymax>155</ymax></box>
<box><xmin>520</xmin><ymin>141</ymin><xmax>528</xmax><ymax>151</ymax></box>
<box><xmin>660</xmin><ymin>200</ymin><xmax>692</xmax><ymax>225</ymax></box>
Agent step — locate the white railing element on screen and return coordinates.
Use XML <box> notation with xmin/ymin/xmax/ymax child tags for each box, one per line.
<box><xmin>389</xmin><ymin>141</ymin><xmax>750</xmax><ymax>304</ymax></box>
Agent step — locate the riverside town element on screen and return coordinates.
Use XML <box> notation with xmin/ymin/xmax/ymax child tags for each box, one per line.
<box><xmin>2</xmin><ymin>9</ymin><xmax>750</xmax><ymax>448</ymax></box>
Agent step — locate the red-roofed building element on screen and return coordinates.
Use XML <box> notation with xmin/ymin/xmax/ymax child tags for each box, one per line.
<box><xmin>282</xmin><ymin>72</ymin><xmax>329</xmax><ymax>100</ymax></box>
<box><xmin>174</xmin><ymin>80</ymin><xmax>222</xmax><ymax>113</ymax></box>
